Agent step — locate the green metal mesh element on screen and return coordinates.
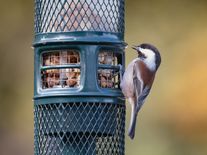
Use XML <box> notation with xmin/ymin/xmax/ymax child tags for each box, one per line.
<box><xmin>35</xmin><ymin>0</ymin><xmax>125</xmax><ymax>33</ymax></box>
<box><xmin>34</xmin><ymin>0</ymin><xmax>126</xmax><ymax>154</ymax></box>
<box><xmin>34</xmin><ymin>102</ymin><xmax>125</xmax><ymax>155</ymax></box>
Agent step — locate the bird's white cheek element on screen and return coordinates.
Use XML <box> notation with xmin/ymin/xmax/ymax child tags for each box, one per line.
<box><xmin>144</xmin><ymin>59</ymin><xmax>156</xmax><ymax>71</ymax></box>
<box><xmin>139</xmin><ymin>48</ymin><xmax>156</xmax><ymax>71</ymax></box>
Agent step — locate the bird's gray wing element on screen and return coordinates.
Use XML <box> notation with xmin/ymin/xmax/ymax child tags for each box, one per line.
<box><xmin>136</xmin><ymin>86</ymin><xmax>151</xmax><ymax>113</ymax></box>
<box><xmin>133</xmin><ymin>62</ymin><xmax>151</xmax><ymax>113</ymax></box>
<box><xmin>133</xmin><ymin>63</ymin><xmax>142</xmax><ymax>108</ymax></box>
<box><xmin>129</xmin><ymin>61</ymin><xmax>153</xmax><ymax>139</ymax></box>
<box><xmin>128</xmin><ymin>63</ymin><xmax>142</xmax><ymax>139</ymax></box>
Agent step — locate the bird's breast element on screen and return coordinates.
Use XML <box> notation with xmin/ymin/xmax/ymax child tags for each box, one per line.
<box><xmin>121</xmin><ymin>59</ymin><xmax>138</xmax><ymax>97</ymax></box>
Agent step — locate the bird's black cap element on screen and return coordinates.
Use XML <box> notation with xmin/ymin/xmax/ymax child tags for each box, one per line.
<box><xmin>132</xmin><ymin>43</ymin><xmax>161</xmax><ymax>70</ymax></box>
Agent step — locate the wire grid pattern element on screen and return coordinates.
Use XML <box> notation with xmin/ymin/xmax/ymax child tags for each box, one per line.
<box><xmin>98</xmin><ymin>50</ymin><xmax>122</xmax><ymax>89</ymax></box>
<box><xmin>42</xmin><ymin>50</ymin><xmax>80</xmax><ymax>66</ymax></box>
<box><xmin>34</xmin><ymin>102</ymin><xmax>125</xmax><ymax>155</ymax></box>
<box><xmin>41</xmin><ymin>68</ymin><xmax>80</xmax><ymax>89</ymax></box>
<box><xmin>98</xmin><ymin>51</ymin><xmax>121</xmax><ymax>66</ymax></box>
<box><xmin>98</xmin><ymin>69</ymin><xmax>119</xmax><ymax>89</ymax></box>
<box><xmin>35</xmin><ymin>0</ymin><xmax>125</xmax><ymax>33</ymax></box>
<box><xmin>41</xmin><ymin>50</ymin><xmax>81</xmax><ymax>89</ymax></box>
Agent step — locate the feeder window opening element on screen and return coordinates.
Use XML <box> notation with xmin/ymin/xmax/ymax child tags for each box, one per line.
<box><xmin>98</xmin><ymin>50</ymin><xmax>122</xmax><ymax>89</ymax></box>
<box><xmin>41</xmin><ymin>50</ymin><xmax>80</xmax><ymax>89</ymax></box>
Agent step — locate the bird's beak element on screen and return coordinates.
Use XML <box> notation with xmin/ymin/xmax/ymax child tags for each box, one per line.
<box><xmin>132</xmin><ymin>45</ymin><xmax>138</xmax><ymax>50</ymax></box>
<box><xmin>132</xmin><ymin>45</ymin><xmax>142</xmax><ymax>55</ymax></box>
<box><xmin>132</xmin><ymin>45</ymin><xmax>146</xmax><ymax>58</ymax></box>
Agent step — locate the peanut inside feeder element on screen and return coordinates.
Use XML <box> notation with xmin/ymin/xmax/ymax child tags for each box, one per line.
<box><xmin>41</xmin><ymin>50</ymin><xmax>80</xmax><ymax>89</ymax></box>
<box><xmin>98</xmin><ymin>51</ymin><xmax>121</xmax><ymax>89</ymax></box>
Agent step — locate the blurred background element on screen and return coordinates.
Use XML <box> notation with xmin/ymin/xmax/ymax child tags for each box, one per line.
<box><xmin>0</xmin><ymin>0</ymin><xmax>207</xmax><ymax>154</ymax></box>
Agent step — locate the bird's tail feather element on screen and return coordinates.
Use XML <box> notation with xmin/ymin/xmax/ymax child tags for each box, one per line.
<box><xmin>128</xmin><ymin>103</ymin><xmax>137</xmax><ymax>139</ymax></box>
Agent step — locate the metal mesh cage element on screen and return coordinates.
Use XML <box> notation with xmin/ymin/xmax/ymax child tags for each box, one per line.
<box><xmin>34</xmin><ymin>0</ymin><xmax>126</xmax><ymax>154</ymax></box>
<box><xmin>34</xmin><ymin>101</ymin><xmax>125</xmax><ymax>155</ymax></box>
<box><xmin>41</xmin><ymin>50</ymin><xmax>81</xmax><ymax>89</ymax></box>
<box><xmin>98</xmin><ymin>49</ymin><xmax>122</xmax><ymax>89</ymax></box>
<box><xmin>35</xmin><ymin>0</ymin><xmax>125</xmax><ymax>33</ymax></box>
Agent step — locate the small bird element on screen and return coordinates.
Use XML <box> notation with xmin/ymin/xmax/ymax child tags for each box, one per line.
<box><xmin>120</xmin><ymin>43</ymin><xmax>161</xmax><ymax>139</ymax></box>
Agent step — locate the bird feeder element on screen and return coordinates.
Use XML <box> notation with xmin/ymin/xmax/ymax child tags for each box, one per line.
<box><xmin>33</xmin><ymin>0</ymin><xmax>126</xmax><ymax>154</ymax></box>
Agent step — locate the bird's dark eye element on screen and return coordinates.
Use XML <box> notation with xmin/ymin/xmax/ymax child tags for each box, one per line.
<box><xmin>138</xmin><ymin>51</ymin><xmax>146</xmax><ymax>59</ymax></box>
<box><xmin>141</xmin><ymin>54</ymin><xmax>147</xmax><ymax>59</ymax></box>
